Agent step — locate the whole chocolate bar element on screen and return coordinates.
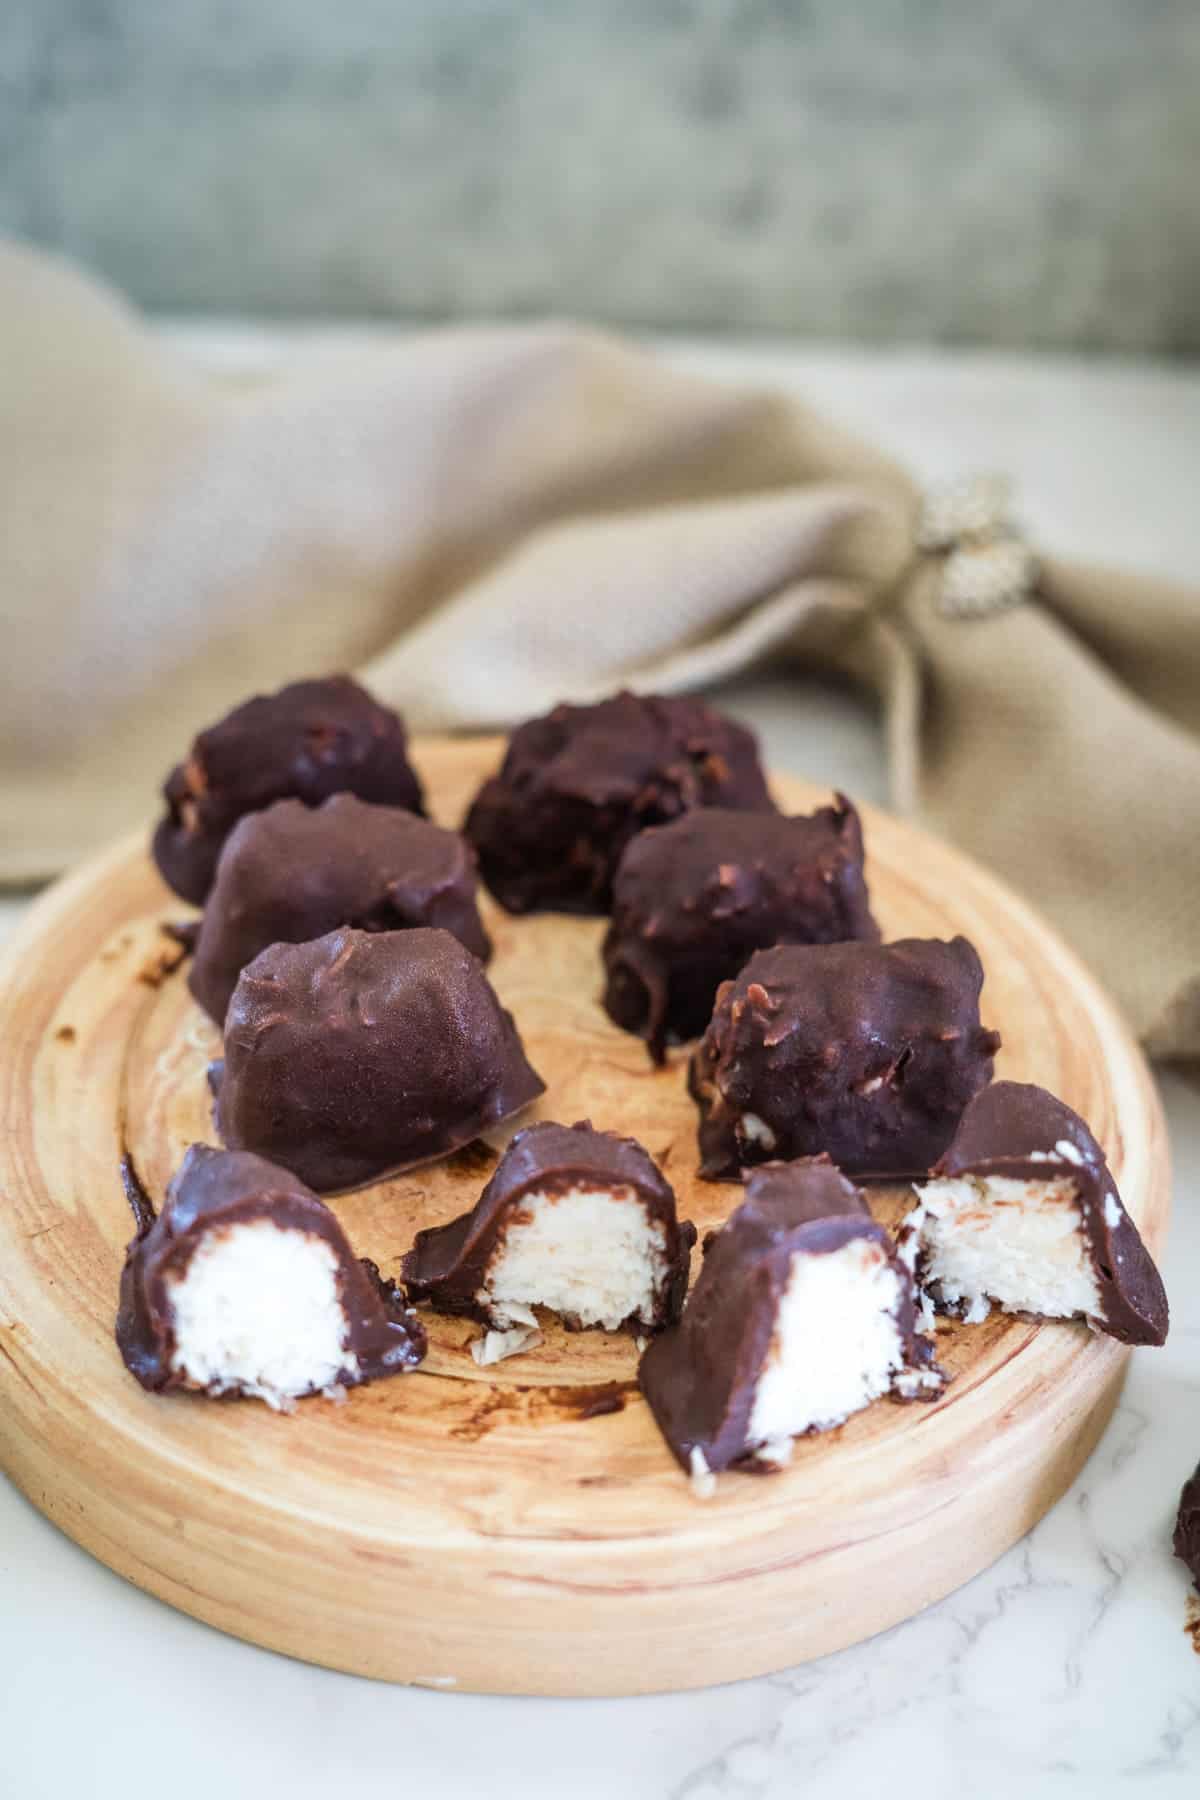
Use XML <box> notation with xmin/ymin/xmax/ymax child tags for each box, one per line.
<box><xmin>214</xmin><ymin>926</ymin><xmax>544</xmax><ymax>1193</ymax></box>
<box><xmin>403</xmin><ymin>1119</ymin><xmax>695</xmax><ymax>1337</ymax></box>
<box><xmin>189</xmin><ymin>794</ymin><xmax>491</xmax><ymax>1025</ymax></box>
<box><xmin>117</xmin><ymin>1144</ymin><xmax>426</xmax><ymax>1406</ymax></box>
<box><xmin>603</xmin><ymin>798</ymin><xmax>878</xmax><ymax>1062</ymax></box>
<box><xmin>153</xmin><ymin>675</ymin><xmax>425</xmax><ymax>904</ymax></box>
<box><xmin>640</xmin><ymin>1156</ymin><xmax>942</xmax><ymax>1477</ymax></box>
<box><xmin>689</xmin><ymin>936</ymin><xmax>1000</xmax><ymax>1180</ymax></box>
<box><xmin>463</xmin><ymin>691</ymin><xmax>774</xmax><ymax>916</ymax></box>
<box><xmin>1176</xmin><ymin>1463</ymin><xmax>1200</xmax><ymax>1591</ymax></box>
<box><xmin>901</xmin><ymin>1081</ymin><xmax>1168</xmax><ymax>1346</ymax></box>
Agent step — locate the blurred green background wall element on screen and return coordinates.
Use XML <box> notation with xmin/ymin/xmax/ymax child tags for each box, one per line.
<box><xmin>3</xmin><ymin>0</ymin><xmax>1198</xmax><ymax>349</ymax></box>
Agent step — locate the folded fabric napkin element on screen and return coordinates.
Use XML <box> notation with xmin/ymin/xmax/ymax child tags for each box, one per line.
<box><xmin>2</xmin><ymin>238</ymin><xmax>1198</xmax><ymax>1055</ymax></box>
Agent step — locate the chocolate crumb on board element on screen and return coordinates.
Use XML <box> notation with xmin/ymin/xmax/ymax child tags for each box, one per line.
<box><xmin>449</xmin><ymin>1380</ymin><xmax>638</xmax><ymax>1441</ymax></box>
<box><xmin>443</xmin><ymin>1139</ymin><xmax>502</xmax><ymax>1177</ymax></box>
<box><xmin>161</xmin><ymin>918</ymin><xmax>201</xmax><ymax>954</ymax></box>
<box><xmin>136</xmin><ymin>942</ymin><xmax>189</xmax><ymax>988</ymax></box>
<box><xmin>576</xmin><ymin>1384</ymin><xmax>627</xmax><ymax>1420</ymax></box>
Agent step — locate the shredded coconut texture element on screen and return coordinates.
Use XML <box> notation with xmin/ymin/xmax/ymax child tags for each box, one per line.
<box><xmin>470</xmin><ymin>1324</ymin><xmax>544</xmax><ymax>1365</ymax></box>
<box><xmin>480</xmin><ymin>1184</ymin><xmax>669</xmax><ymax>1332</ymax></box>
<box><xmin>168</xmin><ymin>1219</ymin><xmax>353</xmax><ymax>1408</ymax></box>
<box><xmin>910</xmin><ymin>1172</ymin><xmax>1101</xmax><ymax>1325</ymax></box>
<box><xmin>747</xmin><ymin>1237</ymin><xmax>908</xmax><ymax>1445</ymax></box>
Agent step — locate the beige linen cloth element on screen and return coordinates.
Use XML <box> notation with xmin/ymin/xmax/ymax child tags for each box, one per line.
<box><xmin>3</xmin><ymin>239</ymin><xmax>1199</xmax><ymax>1055</ymax></box>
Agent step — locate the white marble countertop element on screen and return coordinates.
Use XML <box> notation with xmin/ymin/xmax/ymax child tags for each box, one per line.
<box><xmin>2</xmin><ymin>334</ymin><xmax>1199</xmax><ymax>1800</ymax></box>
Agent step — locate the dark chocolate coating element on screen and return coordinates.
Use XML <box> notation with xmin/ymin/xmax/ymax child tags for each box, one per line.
<box><xmin>640</xmin><ymin>1156</ymin><xmax>934</xmax><ymax>1472</ymax></box>
<box><xmin>1175</xmin><ymin>1463</ymin><xmax>1200</xmax><ymax>1591</ymax></box>
<box><xmin>689</xmin><ymin>936</ymin><xmax>1000</xmax><ymax>1181</ymax></box>
<box><xmin>189</xmin><ymin>795</ymin><xmax>491</xmax><ymax>1025</ymax></box>
<box><xmin>603</xmin><ymin>798</ymin><xmax>878</xmax><ymax>1062</ymax></box>
<box><xmin>463</xmin><ymin>691</ymin><xmax>774</xmax><ymax>916</ymax></box>
<box><xmin>117</xmin><ymin>1144</ymin><xmax>426</xmax><ymax>1395</ymax></box>
<box><xmin>153</xmin><ymin>675</ymin><xmax>425</xmax><ymax>905</ymax></box>
<box><xmin>403</xmin><ymin>1119</ymin><xmax>696</xmax><ymax>1332</ymax></box>
<box><xmin>214</xmin><ymin>926</ymin><xmax>545</xmax><ymax>1193</ymax></box>
<box><xmin>931</xmin><ymin>1080</ymin><xmax>1168</xmax><ymax>1347</ymax></box>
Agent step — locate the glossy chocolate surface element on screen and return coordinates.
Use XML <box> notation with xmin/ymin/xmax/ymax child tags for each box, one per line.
<box><xmin>931</xmin><ymin>1080</ymin><xmax>1168</xmax><ymax>1346</ymax></box>
<box><xmin>153</xmin><ymin>675</ymin><xmax>424</xmax><ymax>904</ymax></box>
<box><xmin>464</xmin><ymin>691</ymin><xmax>774</xmax><ymax>916</ymax></box>
<box><xmin>689</xmin><ymin>936</ymin><xmax>1000</xmax><ymax>1180</ymax></box>
<box><xmin>603</xmin><ymin>798</ymin><xmax>878</xmax><ymax>1062</ymax></box>
<box><xmin>189</xmin><ymin>794</ymin><xmax>490</xmax><ymax>1024</ymax></box>
<box><xmin>640</xmin><ymin>1156</ymin><xmax>934</xmax><ymax>1472</ymax></box>
<box><xmin>214</xmin><ymin>926</ymin><xmax>544</xmax><ymax>1192</ymax></box>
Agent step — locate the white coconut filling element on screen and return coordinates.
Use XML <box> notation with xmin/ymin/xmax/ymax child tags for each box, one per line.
<box><xmin>746</xmin><ymin>1237</ymin><xmax>908</xmax><ymax>1445</ymax></box>
<box><xmin>168</xmin><ymin>1220</ymin><xmax>353</xmax><ymax>1409</ymax></box>
<box><xmin>910</xmin><ymin>1172</ymin><xmax>1101</xmax><ymax>1324</ymax></box>
<box><xmin>478</xmin><ymin>1184</ymin><xmax>669</xmax><ymax>1332</ymax></box>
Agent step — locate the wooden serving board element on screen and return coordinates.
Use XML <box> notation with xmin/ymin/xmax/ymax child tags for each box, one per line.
<box><xmin>0</xmin><ymin>739</ymin><xmax>1169</xmax><ymax>1696</ymax></box>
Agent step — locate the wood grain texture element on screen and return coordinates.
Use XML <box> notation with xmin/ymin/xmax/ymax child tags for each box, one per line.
<box><xmin>0</xmin><ymin>737</ymin><xmax>1170</xmax><ymax>1695</ymax></box>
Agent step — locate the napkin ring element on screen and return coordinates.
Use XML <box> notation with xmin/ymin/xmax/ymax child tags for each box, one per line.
<box><xmin>917</xmin><ymin>474</ymin><xmax>1036</xmax><ymax>621</ymax></box>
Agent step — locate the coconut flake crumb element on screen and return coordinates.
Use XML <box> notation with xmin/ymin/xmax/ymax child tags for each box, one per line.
<box><xmin>754</xmin><ymin>1436</ymin><xmax>794</xmax><ymax>1468</ymax></box>
<box><xmin>1055</xmin><ymin>1139</ymin><xmax>1084</xmax><ymax>1166</ymax></box>
<box><xmin>894</xmin><ymin>1364</ymin><xmax>945</xmax><ymax>1399</ymax></box>
<box><xmin>635</xmin><ymin>1335</ymin><xmax>649</xmax><ymax>1354</ymax></box>
<box><xmin>477</xmin><ymin>1294</ymin><xmax>538</xmax><ymax>1329</ymax></box>
<box><xmin>689</xmin><ymin>1446</ymin><xmax>717</xmax><ymax>1499</ymax></box>
<box><xmin>915</xmin><ymin>1285</ymin><xmax>938</xmax><ymax>1334</ymax></box>
<box><xmin>1104</xmin><ymin>1192</ymin><xmax>1123</xmax><ymax>1229</ymax></box>
<box><xmin>739</xmin><ymin>1112</ymin><xmax>777</xmax><ymax>1151</ymax></box>
<box><xmin>895</xmin><ymin>1207</ymin><xmax>923</xmax><ymax>1270</ymax></box>
<box><xmin>470</xmin><ymin>1325</ymin><xmax>544</xmax><ymax>1366</ymax></box>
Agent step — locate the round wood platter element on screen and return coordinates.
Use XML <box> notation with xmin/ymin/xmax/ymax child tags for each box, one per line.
<box><xmin>0</xmin><ymin>738</ymin><xmax>1169</xmax><ymax>1696</ymax></box>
